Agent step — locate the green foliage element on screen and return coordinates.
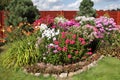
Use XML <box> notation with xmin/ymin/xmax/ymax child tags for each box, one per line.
<box><xmin>77</xmin><ymin>0</ymin><xmax>96</xmax><ymax>17</ymax></box>
<box><xmin>5</xmin><ymin>0</ymin><xmax>39</xmax><ymax>26</ymax></box>
<box><xmin>0</xmin><ymin>0</ymin><xmax>11</xmax><ymax>10</ymax></box>
<box><xmin>1</xmin><ymin>34</ymin><xmax>41</xmax><ymax>68</ymax></box>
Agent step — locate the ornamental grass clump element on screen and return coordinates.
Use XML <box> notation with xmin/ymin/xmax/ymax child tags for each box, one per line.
<box><xmin>1</xmin><ymin>34</ymin><xmax>41</xmax><ymax>68</ymax></box>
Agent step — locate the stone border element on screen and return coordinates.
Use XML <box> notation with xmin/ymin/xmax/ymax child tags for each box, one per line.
<box><xmin>24</xmin><ymin>54</ymin><xmax>104</xmax><ymax>78</ymax></box>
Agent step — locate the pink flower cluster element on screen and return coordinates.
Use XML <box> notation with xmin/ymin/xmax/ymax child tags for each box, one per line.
<box><xmin>59</xmin><ymin>19</ymin><xmax>80</xmax><ymax>30</ymax></box>
<box><xmin>33</xmin><ymin>15</ymin><xmax>55</xmax><ymax>28</ymax></box>
<box><xmin>94</xmin><ymin>16</ymin><xmax>117</xmax><ymax>38</ymax></box>
<box><xmin>78</xmin><ymin>38</ymin><xmax>86</xmax><ymax>45</ymax></box>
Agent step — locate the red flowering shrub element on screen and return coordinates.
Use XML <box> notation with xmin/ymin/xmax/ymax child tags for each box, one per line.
<box><xmin>43</xmin><ymin>31</ymin><xmax>92</xmax><ymax>65</ymax></box>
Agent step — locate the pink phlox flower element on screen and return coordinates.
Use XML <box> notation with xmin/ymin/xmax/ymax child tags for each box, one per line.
<box><xmin>72</xmin><ymin>34</ymin><xmax>77</xmax><ymax>39</ymax></box>
<box><xmin>93</xmin><ymin>27</ymin><xmax>98</xmax><ymax>32</ymax></box>
<box><xmin>57</xmin><ymin>46</ymin><xmax>62</xmax><ymax>51</ymax></box>
<box><xmin>78</xmin><ymin>37</ymin><xmax>84</xmax><ymax>42</ymax></box>
<box><xmin>53</xmin><ymin>50</ymin><xmax>58</xmax><ymax>53</ymax></box>
<box><xmin>87</xmin><ymin>52</ymin><xmax>92</xmax><ymax>55</ymax></box>
<box><xmin>53</xmin><ymin>40</ymin><xmax>59</xmax><ymax>45</ymax></box>
<box><xmin>75</xmin><ymin>51</ymin><xmax>79</xmax><ymax>54</ymax></box>
<box><xmin>52</xmin><ymin>25</ymin><xmax>56</xmax><ymax>28</ymax></box>
<box><xmin>78</xmin><ymin>37</ymin><xmax>86</xmax><ymax>45</ymax></box>
<box><xmin>86</xmin><ymin>24</ymin><xmax>93</xmax><ymax>29</ymax></box>
<box><xmin>62</xmin><ymin>47</ymin><xmax>68</xmax><ymax>52</ymax></box>
<box><xmin>61</xmin><ymin>32</ymin><xmax>66</xmax><ymax>38</ymax></box>
<box><xmin>65</xmin><ymin>39</ymin><xmax>70</xmax><ymax>44</ymax></box>
<box><xmin>68</xmin><ymin>54</ymin><xmax>72</xmax><ymax>59</ymax></box>
<box><xmin>81</xmin><ymin>41</ymin><xmax>86</xmax><ymax>45</ymax></box>
<box><xmin>70</xmin><ymin>40</ymin><xmax>75</xmax><ymax>44</ymax></box>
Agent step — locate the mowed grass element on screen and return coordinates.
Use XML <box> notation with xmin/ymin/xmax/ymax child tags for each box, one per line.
<box><xmin>1</xmin><ymin>45</ymin><xmax>120</xmax><ymax>80</ymax></box>
<box><xmin>72</xmin><ymin>57</ymin><xmax>120</xmax><ymax>80</ymax></box>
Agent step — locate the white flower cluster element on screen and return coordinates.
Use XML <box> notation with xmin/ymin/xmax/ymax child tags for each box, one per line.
<box><xmin>54</xmin><ymin>16</ymin><xmax>68</xmax><ymax>24</ymax></box>
<box><xmin>39</xmin><ymin>24</ymin><xmax>60</xmax><ymax>40</ymax></box>
<box><xmin>39</xmin><ymin>24</ymin><xmax>48</xmax><ymax>32</ymax></box>
<box><xmin>75</xmin><ymin>16</ymin><xmax>95</xmax><ymax>23</ymax></box>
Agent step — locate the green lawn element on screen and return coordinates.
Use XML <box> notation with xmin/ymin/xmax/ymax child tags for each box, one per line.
<box><xmin>0</xmin><ymin>66</ymin><xmax>55</xmax><ymax>80</ymax></box>
<box><xmin>73</xmin><ymin>57</ymin><xmax>120</xmax><ymax>80</ymax></box>
<box><xmin>1</xmin><ymin>46</ymin><xmax>120</xmax><ymax>80</ymax></box>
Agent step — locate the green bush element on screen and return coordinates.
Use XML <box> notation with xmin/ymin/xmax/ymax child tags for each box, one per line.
<box><xmin>77</xmin><ymin>0</ymin><xmax>96</xmax><ymax>17</ymax></box>
<box><xmin>1</xmin><ymin>34</ymin><xmax>41</xmax><ymax>68</ymax></box>
<box><xmin>5</xmin><ymin>0</ymin><xmax>39</xmax><ymax>26</ymax></box>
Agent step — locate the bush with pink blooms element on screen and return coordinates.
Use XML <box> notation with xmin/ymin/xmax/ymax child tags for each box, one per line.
<box><xmin>32</xmin><ymin>16</ymin><xmax>119</xmax><ymax>65</ymax></box>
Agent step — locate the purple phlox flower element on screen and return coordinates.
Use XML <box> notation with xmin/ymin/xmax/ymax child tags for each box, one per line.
<box><xmin>54</xmin><ymin>45</ymin><xmax>59</xmax><ymax>48</ymax></box>
<box><xmin>99</xmin><ymin>28</ymin><xmax>105</xmax><ymax>32</ymax></box>
<box><xmin>53</xmin><ymin>50</ymin><xmax>58</xmax><ymax>53</ymax></box>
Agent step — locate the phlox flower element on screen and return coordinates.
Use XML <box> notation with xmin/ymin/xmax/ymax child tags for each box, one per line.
<box><xmin>67</xmin><ymin>54</ymin><xmax>72</xmax><ymax>59</ymax></box>
<box><xmin>78</xmin><ymin>38</ymin><xmax>85</xmax><ymax>42</ymax></box>
<box><xmin>53</xmin><ymin>37</ymin><xmax>56</xmax><ymax>41</ymax></box>
<box><xmin>48</xmin><ymin>43</ymin><xmax>55</xmax><ymax>48</ymax></box>
<box><xmin>78</xmin><ymin>37</ymin><xmax>86</xmax><ymax>45</ymax></box>
<box><xmin>53</xmin><ymin>50</ymin><xmax>58</xmax><ymax>53</ymax></box>
<box><xmin>61</xmin><ymin>32</ymin><xmax>66</xmax><ymax>38</ymax></box>
<box><xmin>54</xmin><ymin>40</ymin><xmax>59</xmax><ymax>45</ymax></box>
<box><xmin>72</xmin><ymin>34</ymin><xmax>76</xmax><ymax>39</ymax></box>
<box><xmin>81</xmin><ymin>41</ymin><xmax>86</xmax><ymax>45</ymax></box>
<box><xmin>65</xmin><ymin>39</ymin><xmax>70</xmax><ymax>44</ymax></box>
<box><xmin>55</xmin><ymin>29</ymin><xmax>60</xmax><ymax>35</ymax></box>
<box><xmin>70</xmin><ymin>40</ymin><xmax>75</xmax><ymax>44</ymax></box>
<box><xmin>57</xmin><ymin>46</ymin><xmax>62</xmax><ymax>51</ymax></box>
<box><xmin>42</xmin><ymin>28</ymin><xmax>60</xmax><ymax>40</ymax></box>
<box><xmin>87</xmin><ymin>52</ymin><xmax>92</xmax><ymax>55</ymax></box>
<box><xmin>51</xmin><ymin>25</ymin><xmax>56</xmax><ymax>28</ymax></box>
<box><xmin>62</xmin><ymin>47</ymin><xmax>67</xmax><ymax>52</ymax></box>
<box><xmin>39</xmin><ymin>23</ymin><xmax>48</xmax><ymax>32</ymax></box>
<box><xmin>75</xmin><ymin>51</ymin><xmax>79</xmax><ymax>54</ymax></box>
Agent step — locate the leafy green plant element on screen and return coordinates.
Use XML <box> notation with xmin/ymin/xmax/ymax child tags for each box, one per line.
<box><xmin>1</xmin><ymin>34</ymin><xmax>41</xmax><ymax>68</ymax></box>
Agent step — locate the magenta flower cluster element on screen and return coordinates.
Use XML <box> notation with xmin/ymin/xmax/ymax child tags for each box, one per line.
<box><xmin>58</xmin><ymin>19</ymin><xmax>80</xmax><ymax>30</ymax></box>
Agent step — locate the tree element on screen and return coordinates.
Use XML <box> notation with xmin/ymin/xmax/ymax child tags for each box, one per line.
<box><xmin>5</xmin><ymin>0</ymin><xmax>39</xmax><ymax>26</ymax></box>
<box><xmin>0</xmin><ymin>0</ymin><xmax>12</xmax><ymax>10</ymax></box>
<box><xmin>77</xmin><ymin>0</ymin><xmax>96</xmax><ymax>17</ymax></box>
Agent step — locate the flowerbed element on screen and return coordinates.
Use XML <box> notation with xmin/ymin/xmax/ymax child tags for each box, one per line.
<box><xmin>2</xmin><ymin>15</ymin><xmax>120</xmax><ymax>74</ymax></box>
<box><xmin>33</xmin><ymin>16</ymin><xmax>118</xmax><ymax>65</ymax></box>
